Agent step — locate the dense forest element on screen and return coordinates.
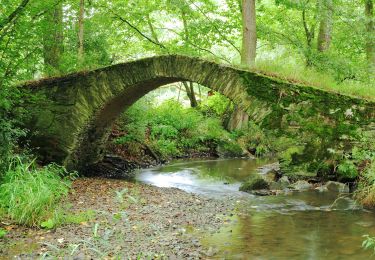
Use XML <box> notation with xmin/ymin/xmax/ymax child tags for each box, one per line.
<box><xmin>0</xmin><ymin>0</ymin><xmax>375</xmax><ymax>258</ymax></box>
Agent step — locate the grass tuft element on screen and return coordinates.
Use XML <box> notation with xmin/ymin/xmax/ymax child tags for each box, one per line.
<box><xmin>0</xmin><ymin>156</ymin><xmax>75</xmax><ymax>227</ymax></box>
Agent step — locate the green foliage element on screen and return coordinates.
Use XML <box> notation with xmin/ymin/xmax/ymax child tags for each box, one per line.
<box><xmin>337</xmin><ymin>160</ymin><xmax>358</xmax><ymax>180</ymax></box>
<box><xmin>0</xmin><ymin>157</ymin><xmax>75</xmax><ymax>227</ymax></box>
<box><xmin>199</xmin><ymin>93</ymin><xmax>231</xmax><ymax>117</ymax></box>
<box><xmin>115</xmin><ymin>98</ymin><xmax>234</xmax><ymax>159</ymax></box>
<box><xmin>216</xmin><ymin>140</ymin><xmax>243</xmax><ymax>157</ymax></box>
<box><xmin>362</xmin><ymin>235</ymin><xmax>375</xmax><ymax>253</ymax></box>
<box><xmin>41</xmin><ymin>209</ymin><xmax>96</xmax><ymax>229</ymax></box>
<box><xmin>0</xmin><ymin>228</ymin><xmax>6</xmax><ymax>238</ymax></box>
<box><xmin>234</xmin><ymin>122</ymin><xmax>272</xmax><ymax>157</ymax></box>
<box><xmin>254</xmin><ymin>58</ymin><xmax>375</xmax><ymax>100</ymax></box>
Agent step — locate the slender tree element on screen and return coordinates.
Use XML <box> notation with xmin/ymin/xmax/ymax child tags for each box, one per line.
<box><xmin>317</xmin><ymin>0</ymin><xmax>333</xmax><ymax>52</ymax></box>
<box><xmin>180</xmin><ymin>7</ymin><xmax>198</xmax><ymax>107</ymax></box>
<box><xmin>365</xmin><ymin>0</ymin><xmax>375</xmax><ymax>74</ymax></box>
<box><xmin>226</xmin><ymin>0</ymin><xmax>254</xmax><ymax>131</ymax></box>
<box><xmin>241</xmin><ymin>0</ymin><xmax>257</xmax><ymax>67</ymax></box>
<box><xmin>78</xmin><ymin>0</ymin><xmax>85</xmax><ymax>65</ymax></box>
<box><xmin>43</xmin><ymin>1</ymin><xmax>64</xmax><ymax>74</ymax></box>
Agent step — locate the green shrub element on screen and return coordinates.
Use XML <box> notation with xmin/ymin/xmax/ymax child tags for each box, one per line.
<box><xmin>217</xmin><ymin>140</ymin><xmax>243</xmax><ymax>157</ymax></box>
<box><xmin>199</xmin><ymin>93</ymin><xmax>231</xmax><ymax>117</ymax></box>
<box><xmin>0</xmin><ymin>157</ymin><xmax>75</xmax><ymax>227</ymax></box>
<box><xmin>337</xmin><ymin>159</ymin><xmax>358</xmax><ymax>180</ymax></box>
<box><xmin>116</xmin><ymin>98</ymin><xmax>240</xmax><ymax>159</ymax></box>
<box><xmin>152</xmin><ymin>139</ymin><xmax>180</xmax><ymax>158</ymax></box>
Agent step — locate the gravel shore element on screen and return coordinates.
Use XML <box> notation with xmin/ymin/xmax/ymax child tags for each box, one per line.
<box><xmin>0</xmin><ymin>177</ymin><xmax>237</xmax><ymax>259</ymax></box>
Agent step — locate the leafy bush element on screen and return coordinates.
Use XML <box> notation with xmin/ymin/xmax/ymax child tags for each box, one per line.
<box><xmin>0</xmin><ymin>86</ymin><xmax>28</xmax><ymax>177</ymax></box>
<box><xmin>199</xmin><ymin>93</ymin><xmax>231</xmax><ymax>117</ymax></box>
<box><xmin>0</xmin><ymin>157</ymin><xmax>75</xmax><ymax>226</ymax></box>
<box><xmin>217</xmin><ymin>140</ymin><xmax>243</xmax><ymax>157</ymax></box>
<box><xmin>337</xmin><ymin>160</ymin><xmax>358</xmax><ymax>180</ymax></box>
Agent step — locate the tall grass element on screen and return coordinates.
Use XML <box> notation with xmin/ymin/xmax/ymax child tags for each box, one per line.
<box><xmin>0</xmin><ymin>156</ymin><xmax>75</xmax><ymax>227</ymax></box>
<box><xmin>253</xmin><ymin>59</ymin><xmax>375</xmax><ymax>101</ymax></box>
<box><xmin>356</xmin><ymin>162</ymin><xmax>375</xmax><ymax>208</ymax></box>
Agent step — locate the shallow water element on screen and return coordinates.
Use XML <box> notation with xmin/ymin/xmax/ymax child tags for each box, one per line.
<box><xmin>136</xmin><ymin>158</ymin><xmax>375</xmax><ymax>259</ymax></box>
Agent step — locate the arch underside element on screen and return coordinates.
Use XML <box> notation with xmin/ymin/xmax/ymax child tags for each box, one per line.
<box><xmin>22</xmin><ymin>55</ymin><xmax>374</xmax><ymax>171</ymax></box>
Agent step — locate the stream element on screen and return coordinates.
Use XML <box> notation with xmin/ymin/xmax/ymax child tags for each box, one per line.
<box><xmin>136</xmin><ymin>158</ymin><xmax>375</xmax><ymax>259</ymax></box>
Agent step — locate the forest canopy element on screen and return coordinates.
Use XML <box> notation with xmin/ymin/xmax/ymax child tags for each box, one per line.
<box><xmin>0</xmin><ymin>0</ymin><xmax>374</xmax><ymax>91</ymax></box>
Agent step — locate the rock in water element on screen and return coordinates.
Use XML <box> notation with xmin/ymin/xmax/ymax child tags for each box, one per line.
<box><xmin>325</xmin><ymin>181</ymin><xmax>350</xmax><ymax>193</ymax></box>
<box><xmin>269</xmin><ymin>176</ymin><xmax>291</xmax><ymax>190</ymax></box>
<box><xmin>239</xmin><ymin>175</ymin><xmax>269</xmax><ymax>192</ymax></box>
<box><xmin>290</xmin><ymin>180</ymin><xmax>313</xmax><ymax>191</ymax></box>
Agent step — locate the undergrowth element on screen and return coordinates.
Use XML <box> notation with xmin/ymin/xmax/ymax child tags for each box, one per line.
<box><xmin>114</xmin><ymin>97</ymin><xmax>245</xmax><ymax>159</ymax></box>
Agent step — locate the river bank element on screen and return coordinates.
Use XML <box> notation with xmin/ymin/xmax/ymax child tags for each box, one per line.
<box><xmin>0</xmin><ymin>177</ymin><xmax>237</xmax><ymax>259</ymax></box>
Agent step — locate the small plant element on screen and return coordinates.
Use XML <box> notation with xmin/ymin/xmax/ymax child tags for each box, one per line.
<box><xmin>41</xmin><ymin>209</ymin><xmax>96</xmax><ymax>229</ymax></box>
<box><xmin>0</xmin><ymin>228</ymin><xmax>7</xmax><ymax>238</ymax></box>
<box><xmin>362</xmin><ymin>235</ymin><xmax>375</xmax><ymax>253</ymax></box>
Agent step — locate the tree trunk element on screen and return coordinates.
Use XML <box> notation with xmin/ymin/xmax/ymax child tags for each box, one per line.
<box><xmin>226</xmin><ymin>105</ymin><xmax>249</xmax><ymax>132</ymax></box>
<box><xmin>43</xmin><ymin>2</ymin><xmax>63</xmax><ymax>74</ymax></box>
<box><xmin>78</xmin><ymin>0</ymin><xmax>85</xmax><ymax>65</ymax></box>
<box><xmin>302</xmin><ymin>8</ymin><xmax>316</xmax><ymax>66</ymax></box>
<box><xmin>227</xmin><ymin>0</ymin><xmax>253</xmax><ymax>131</ymax></box>
<box><xmin>241</xmin><ymin>0</ymin><xmax>257</xmax><ymax>67</ymax></box>
<box><xmin>365</xmin><ymin>0</ymin><xmax>375</xmax><ymax>75</ymax></box>
<box><xmin>317</xmin><ymin>0</ymin><xmax>333</xmax><ymax>52</ymax></box>
<box><xmin>182</xmin><ymin>81</ymin><xmax>198</xmax><ymax>108</ymax></box>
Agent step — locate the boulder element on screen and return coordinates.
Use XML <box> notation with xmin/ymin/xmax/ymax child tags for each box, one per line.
<box><xmin>325</xmin><ymin>181</ymin><xmax>350</xmax><ymax>193</ymax></box>
<box><xmin>290</xmin><ymin>180</ymin><xmax>313</xmax><ymax>191</ymax></box>
<box><xmin>269</xmin><ymin>176</ymin><xmax>290</xmax><ymax>190</ymax></box>
<box><xmin>239</xmin><ymin>175</ymin><xmax>269</xmax><ymax>192</ymax></box>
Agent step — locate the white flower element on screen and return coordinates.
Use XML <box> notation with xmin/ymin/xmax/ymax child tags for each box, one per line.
<box><xmin>344</xmin><ymin>108</ymin><xmax>353</xmax><ymax>118</ymax></box>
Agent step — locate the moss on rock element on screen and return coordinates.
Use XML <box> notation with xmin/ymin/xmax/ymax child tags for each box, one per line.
<box><xmin>239</xmin><ymin>175</ymin><xmax>269</xmax><ymax>192</ymax></box>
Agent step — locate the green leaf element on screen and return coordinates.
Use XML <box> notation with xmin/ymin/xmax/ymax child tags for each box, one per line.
<box><xmin>41</xmin><ymin>218</ymin><xmax>56</xmax><ymax>229</ymax></box>
<box><xmin>0</xmin><ymin>228</ymin><xmax>7</xmax><ymax>238</ymax></box>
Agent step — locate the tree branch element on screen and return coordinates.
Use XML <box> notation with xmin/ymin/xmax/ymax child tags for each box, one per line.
<box><xmin>109</xmin><ymin>10</ymin><xmax>166</xmax><ymax>49</ymax></box>
<box><xmin>184</xmin><ymin>0</ymin><xmax>241</xmax><ymax>54</ymax></box>
<box><xmin>157</xmin><ymin>27</ymin><xmax>231</xmax><ymax>64</ymax></box>
<box><xmin>0</xmin><ymin>0</ymin><xmax>30</xmax><ymax>33</ymax></box>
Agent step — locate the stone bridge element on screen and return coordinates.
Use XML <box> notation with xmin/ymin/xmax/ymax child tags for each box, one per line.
<box><xmin>21</xmin><ymin>55</ymin><xmax>375</xmax><ymax>171</ymax></box>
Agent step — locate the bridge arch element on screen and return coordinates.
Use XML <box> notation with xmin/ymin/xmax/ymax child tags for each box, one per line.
<box><xmin>23</xmin><ymin>55</ymin><xmax>374</xmax><ymax>171</ymax></box>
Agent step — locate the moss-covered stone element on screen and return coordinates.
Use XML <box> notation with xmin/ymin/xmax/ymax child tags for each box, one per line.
<box><xmin>239</xmin><ymin>175</ymin><xmax>269</xmax><ymax>192</ymax></box>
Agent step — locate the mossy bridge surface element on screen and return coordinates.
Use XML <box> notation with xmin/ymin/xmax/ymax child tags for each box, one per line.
<box><xmin>21</xmin><ymin>55</ymin><xmax>375</xmax><ymax>171</ymax></box>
